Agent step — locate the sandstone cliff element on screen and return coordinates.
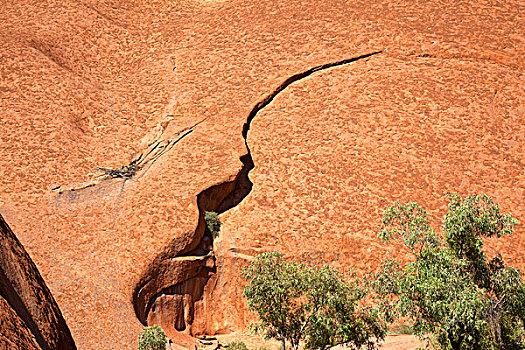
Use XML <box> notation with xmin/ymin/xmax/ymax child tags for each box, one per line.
<box><xmin>0</xmin><ymin>0</ymin><xmax>523</xmax><ymax>349</ymax></box>
<box><xmin>0</xmin><ymin>214</ymin><xmax>76</xmax><ymax>350</ymax></box>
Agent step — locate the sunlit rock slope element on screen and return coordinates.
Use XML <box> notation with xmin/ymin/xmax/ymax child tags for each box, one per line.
<box><xmin>0</xmin><ymin>0</ymin><xmax>523</xmax><ymax>348</ymax></box>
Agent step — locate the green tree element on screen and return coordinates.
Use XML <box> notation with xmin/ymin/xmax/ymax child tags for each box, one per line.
<box><xmin>373</xmin><ymin>193</ymin><xmax>524</xmax><ymax>350</ymax></box>
<box><xmin>242</xmin><ymin>252</ymin><xmax>385</xmax><ymax>350</ymax></box>
<box><xmin>138</xmin><ymin>325</ymin><xmax>167</xmax><ymax>350</ymax></box>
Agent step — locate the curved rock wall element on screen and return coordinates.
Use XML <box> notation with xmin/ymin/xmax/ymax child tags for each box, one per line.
<box><xmin>0</xmin><ymin>296</ymin><xmax>40</xmax><ymax>350</ymax></box>
<box><xmin>0</xmin><ymin>214</ymin><xmax>76</xmax><ymax>350</ymax></box>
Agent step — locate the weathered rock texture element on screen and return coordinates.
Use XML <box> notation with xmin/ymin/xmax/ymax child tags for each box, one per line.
<box><xmin>0</xmin><ymin>297</ymin><xmax>40</xmax><ymax>350</ymax></box>
<box><xmin>0</xmin><ymin>214</ymin><xmax>76</xmax><ymax>350</ymax></box>
<box><xmin>0</xmin><ymin>0</ymin><xmax>523</xmax><ymax>349</ymax></box>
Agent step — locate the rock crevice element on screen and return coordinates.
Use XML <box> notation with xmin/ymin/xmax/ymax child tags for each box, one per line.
<box><xmin>132</xmin><ymin>51</ymin><xmax>383</xmax><ymax>337</ymax></box>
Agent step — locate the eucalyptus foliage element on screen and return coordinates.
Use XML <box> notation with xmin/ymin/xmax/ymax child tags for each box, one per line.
<box><xmin>138</xmin><ymin>325</ymin><xmax>167</xmax><ymax>350</ymax></box>
<box><xmin>242</xmin><ymin>252</ymin><xmax>385</xmax><ymax>350</ymax></box>
<box><xmin>373</xmin><ymin>193</ymin><xmax>523</xmax><ymax>350</ymax></box>
<box><xmin>204</xmin><ymin>211</ymin><xmax>221</xmax><ymax>238</ymax></box>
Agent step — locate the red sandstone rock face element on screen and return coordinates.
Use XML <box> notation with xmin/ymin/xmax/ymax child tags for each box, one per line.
<box><xmin>0</xmin><ymin>0</ymin><xmax>524</xmax><ymax>349</ymax></box>
<box><xmin>0</xmin><ymin>297</ymin><xmax>40</xmax><ymax>350</ymax></box>
<box><xmin>0</xmin><ymin>215</ymin><xmax>76</xmax><ymax>350</ymax></box>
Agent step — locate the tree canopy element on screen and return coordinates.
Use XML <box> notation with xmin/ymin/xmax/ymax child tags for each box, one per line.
<box><xmin>373</xmin><ymin>193</ymin><xmax>524</xmax><ymax>350</ymax></box>
<box><xmin>242</xmin><ymin>252</ymin><xmax>385</xmax><ymax>350</ymax></box>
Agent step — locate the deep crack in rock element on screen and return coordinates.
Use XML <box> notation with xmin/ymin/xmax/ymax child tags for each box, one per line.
<box><xmin>132</xmin><ymin>50</ymin><xmax>382</xmax><ymax>336</ymax></box>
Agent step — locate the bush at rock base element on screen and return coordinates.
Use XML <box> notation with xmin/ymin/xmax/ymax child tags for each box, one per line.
<box><xmin>138</xmin><ymin>325</ymin><xmax>167</xmax><ymax>350</ymax></box>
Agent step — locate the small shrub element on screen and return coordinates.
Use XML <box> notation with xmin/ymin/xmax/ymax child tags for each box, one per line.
<box><xmin>398</xmin><ymin>324</ymin><xmax>413</xmax><ymax>335</ymax></box>
<box><xmin>204</xmin><ymin>211</ymin><xmax>221</xmax><ymax>238</ymax></box>
<box><xmin>138</xmin><ymin>325</ymin><xmax>166</xmax><ymax>350</ymax></box>
<box><xmin>228</xmin><ymin>341</ymin><xmax>248</xmax><ymax>350</ymax></box>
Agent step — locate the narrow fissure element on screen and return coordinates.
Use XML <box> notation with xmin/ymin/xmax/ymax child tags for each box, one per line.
<box><xmin>132</xmin><ymin>51</ymin><xmax>382</xmax><ymax>335</ymax></box>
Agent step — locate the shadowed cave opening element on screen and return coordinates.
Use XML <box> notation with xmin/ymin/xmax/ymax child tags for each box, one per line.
<box><xmin>179</xmin><ymin>152</ymin><xmax>254</xmax><ymax>258</ymax></box>
<box><xmin>141</xmin><ymin>152</ymin><xmax>254</xmax><ymax>334</ymax></box>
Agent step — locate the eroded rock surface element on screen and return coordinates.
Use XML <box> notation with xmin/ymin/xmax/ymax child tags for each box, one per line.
<box><xmin>0</xmin><ymin>0</ymin><xmax>523</xmax><ymax>348</ymax></box>
<box><xmin>0</xmin><ymin>214</ymin><xmax>76</xmax><ymax>350</ymax></box>
<box><xmin>0</xmin><ymin>297</ymin><xmax>40</xmax><ymax>350</ymax></box>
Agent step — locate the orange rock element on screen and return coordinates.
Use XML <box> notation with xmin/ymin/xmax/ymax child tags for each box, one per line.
<box><xmin>0</xmin><ymin>215</ymin><xmax>76</xmax><ymax>350</ymax></box>
<box><xmin>0</xmin><ymin>0</ymin><xmax>523</xmax><ymax>349</ymax></box>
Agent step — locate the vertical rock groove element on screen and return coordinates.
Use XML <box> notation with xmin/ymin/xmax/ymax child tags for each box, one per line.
<box><xmin>132</xmin><ymin>51</ymin><xmax>382</xmax><ymax>336</ymax></box>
